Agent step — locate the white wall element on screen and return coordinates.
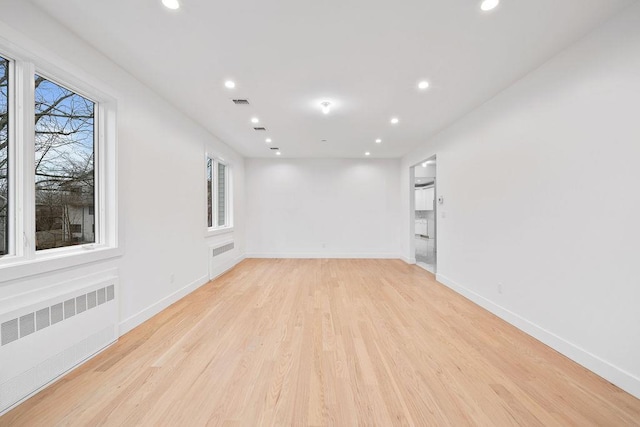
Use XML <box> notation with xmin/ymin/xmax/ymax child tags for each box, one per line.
<box><xmin>246</xmin><ymin>158</ymin><xmax>401</xmax><ymax>258</ymax></box>
<box><xmin>401</xmin><ymin>3</ymin><xmax>640</xmax><ymax>398</ymax></box>
<box><xmin>0</xmin><ymin>0</ymin><xmax>245</xmax><ymax>334</ymax></box>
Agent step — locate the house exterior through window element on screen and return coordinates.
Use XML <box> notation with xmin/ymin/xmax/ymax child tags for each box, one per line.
<box><xmin>0</xmin><ymin>45</ymin><xmax>117</xmax><ymax>274</ymax></box>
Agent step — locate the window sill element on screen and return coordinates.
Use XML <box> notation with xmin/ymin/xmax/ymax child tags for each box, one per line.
<box><xmin>205</xmin><ymin>226</ymin><xmax>234</xmax><ymax>237</ymax></box>
<box><xmin>0</xmin><ymin>246</ymin><xmax>123</xmax><ymax>285</ymax></box>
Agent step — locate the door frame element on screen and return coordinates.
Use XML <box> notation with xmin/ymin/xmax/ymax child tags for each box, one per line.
<box><xmin>410</xmin><ymin>155</ymin><xmax>437</xmax><ymax>273</ymax></box>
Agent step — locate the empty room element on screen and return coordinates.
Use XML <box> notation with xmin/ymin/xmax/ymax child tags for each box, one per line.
<box><xmin>1</xmin><ymin>0</ymin><xmax>640</xmax><ymax>425</ymax></box>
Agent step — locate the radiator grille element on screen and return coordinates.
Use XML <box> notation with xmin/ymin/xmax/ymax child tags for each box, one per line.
<box><xmin>1</xmin><ymin>320</ymin><xmax>18</xmax><ymax>346</ymax></box>
<box><xmin>51</xmin><ymin>303</ymin><xmax>63</xmax><ymax>325</ymax></box>
<box><xmin>36</xmin><ymin>308</ymin><xmax>50</xmax><ymax>331</ymax></box>
<box><xmin>19</xmin><ymin>314</ymin><xmax>35</xmax><ymax>337</ymax></box>
<box><xmin>212</xmin><ymin>242</ymin><xmax>234</xmax><ymax>257</ymax></box>
<box><xmin>0</xmin><ymin>284</ymin><xmax>115</xmax><ymax>347</ymax></box>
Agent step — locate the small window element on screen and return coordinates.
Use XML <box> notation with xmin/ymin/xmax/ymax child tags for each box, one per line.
<box><xmin>206</xmin><ymin>158</ymin><xmax>213</xmax><ymax>228</ymax></box>
<box><xmin>217</xmin><ymin>163</ymin><xmax>226</xmax><ymax>227</ymax></box>
<box><xmin>34</xmin><ymin>75</ymin><xmax>95</xmax><ymax>251</ymax></box>
<box><xmin>206</xmin><ymin>156</ymin><xmax>231</xmax><ymax>230</ymax></box>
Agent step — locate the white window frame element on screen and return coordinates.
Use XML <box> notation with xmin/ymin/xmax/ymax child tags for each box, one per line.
<box><xmin>0</xmin><ymin>37</ymin><xmax>120</xmax><ymax>284</ymax></box>
<box><xmin>205</xmin><ymin>153</ymin><xmax>233</xmax><ymax>236</ymax></box>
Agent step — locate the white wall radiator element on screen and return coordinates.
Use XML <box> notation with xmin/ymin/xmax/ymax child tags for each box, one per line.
<box><xmin>209</xmin><ymin>240</ymin><xmax>235</xmax><ymax>280</ymax></box>
<box><xmin>0</xmin><ymin>277</ymin><xmax>119</xmax><ymax>415</ymax></box>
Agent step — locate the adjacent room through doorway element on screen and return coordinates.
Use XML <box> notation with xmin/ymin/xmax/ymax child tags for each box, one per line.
<box><xmin>413</xmin><ymin>156</ymin><xmax>436</xmax><ymax>273</ymax></box>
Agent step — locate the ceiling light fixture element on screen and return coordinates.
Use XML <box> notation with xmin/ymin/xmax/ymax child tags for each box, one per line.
<box><xmin>224</xmin><ymin>80</ymin><xmax>236</xmax><ymax>89</ymax></box>
<box><xmin>418</xmin><ymin>81</ymin><xmax>430</xmax><ymax>90</ymax></box>
<box><xmin>265</xmin><ymin>138</ymin><xmax>272</xmax><ymax>144</ymax></box>
<box><xmin>375</xmin><ymin>139</ymin><xmax>382</xmax><ymax>144</ymax></box>
<box><xmin>480</xmin><ymin>0</ymin><xmax>500</xmax><ymax>11</ymax></box>
<box><xmin>422</xmin><ymin>162</ymin><xmax>428</xmax><ymax>167</ymax></box>
<box><xmin>365</xmin><ymin>152</ymin><xmax>371</xmax><ymax>156</ymax></box>
<box><xmin>251</xmin><ymin>117</ymin><xmax>260</xmax><ymax>124</ymax></box>
<box><xmin>276</xmin><ymin>151</ymin><xmax>282</xmax><ymax>156</ymax></box>
<box><xmin>321</xmin><ymin>101</ymin><xmax>332</xmax><ymax>115</ymax></box>
<box><xmin>390</xmin><ymin>117</ymin><xmax>399</xmax><ymax>125</ymax></box>
<box><xmin>162</xmin><ymin>0</ymin><xmax>180</xmax><ymax>10</ymax></box>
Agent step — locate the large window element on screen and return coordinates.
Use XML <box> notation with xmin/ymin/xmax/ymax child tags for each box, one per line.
<box><xmin>0</xmin><ymin>47</ymin><xmax>117</xmax><ymax>272</ymax></box>
<box><xmin>0</xmin><ymin>57</ymin><xmax>8</xmax><ymax>256</ymax></box>
<box><xmin>206</xmin><ymin>156</ymin><xmax>231</xmax><ymax>230</ymax></box>
<box><xmin>35</xmin><ymin>75</ymin><xmax>95</xmax><ymax>250</ymax></box>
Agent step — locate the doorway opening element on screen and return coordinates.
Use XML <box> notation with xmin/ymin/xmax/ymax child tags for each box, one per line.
<box><xmin>413</xmin><ymin>156</ymin><xmax>436</xmax><ymax>273</ymax></box>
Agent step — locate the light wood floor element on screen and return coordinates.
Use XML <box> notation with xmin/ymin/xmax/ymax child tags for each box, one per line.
<box><xmin>2</xmin><ymin>259</ymin><xmax>639</xmax><ymax>426</ymax></box>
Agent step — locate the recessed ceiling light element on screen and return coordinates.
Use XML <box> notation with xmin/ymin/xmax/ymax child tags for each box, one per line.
<box><xmin>162</xmin><ymin>0</ymin><xmax>180</xmax><ymax>10</ymax></box>
<box><xmin>418</xmin><ymin>81</ymin><xmax>430</xmax><ymax>90</ymax></box>
<box><xmin>224</xmin><ymin>80</ymin><xmax>236</xmax><ymax>89</ymax></box>
<box><xmin>422</xmin><ymin>162</ymin><xmax>428</xmax><ymax>167</ymax></box>
<box><xmin>251</xmin><ymin>117</ymin><xmax>260</xmax><ymax>124</ymax></box>
<box><xmin>390</xmin><ymin>117</ymin><xmax>399</xmax><ymax>125</ymax></box>
<box><xmin>375</xmin><ymin>139</ymin><xmax>382</xmax><ymax>144</ymax></box>
<box><xmin>265</xmin><ymin>138</ymin><xmax>272</xmax><ymax>144</ymax></box>
<box><xmin>365</xmin><ymin>152</ymin><xmax>371</xmax><ymax>156</ymax></box>
<box><xmin>480</xmin><ymin>0</ymin><xmax>500</xmax><ymax>11</ymax></box>
<box><xmin>321</xmin><ymin>101</ymin><xmax>332</xmax><ymax>115</ymax></box>
<box><xmin>275</xmin><ymin>151</ymin><xmax>281</xmax><ymax>156</ymax></box>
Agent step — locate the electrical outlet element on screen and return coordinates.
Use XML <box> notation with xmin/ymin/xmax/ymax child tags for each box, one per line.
<box><xmin>497</xmin><ymin>282</ymin><xmax>503</xmax><ymax>294</ymax></box>
<box><xmin>170</xmin><ymin>274</ymin><xmax>175</xmax><ymax>284</ymax></box>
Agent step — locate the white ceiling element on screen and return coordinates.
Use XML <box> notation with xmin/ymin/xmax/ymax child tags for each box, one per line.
<box><xmin>31</xmin><ymin>0</ymin><xmax>633</xmax><ymax>158</ymax></box>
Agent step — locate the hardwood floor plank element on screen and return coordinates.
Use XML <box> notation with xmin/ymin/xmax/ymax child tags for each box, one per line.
<box><xmin>2</xmin><ymin>258</ymin><xmax>639</xmax><ymax>426</ymax></box>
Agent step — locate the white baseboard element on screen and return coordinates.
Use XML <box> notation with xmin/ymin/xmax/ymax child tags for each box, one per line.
<box><xmin>210</xmin><ymin>254</ymin><xmax>246</xmax><ymax>281</ymax></box>
<box><xmin>436</xmin><ymin>274</ymin><xmax>640</xmax><ymax>399</ymax></box>
<box><xmin>401</xmin><ymin>255</ymin><xmax>416</xmax><ymax>264</ymax></box>
<box><xmin>118</xmin><ymin>274</ymin><xmax>208</xmax><ymax>335</ymax></box>
<box><xmin>245</xmin><ymin>252</ymin><xmax>401</xmax><ymax>259</ymax></box>
<box><xmin>416</xmin><ymin>263</ymin><xmax>435</xmax><ymax>274</ymax></box>
<box><xmin>0</xmin><ymin>340</ymin><xmax>116</xmax><ymax>417</ymax></box>
<box><xmin>119</xmin><ymin>254</ymin><xmax>245</xmax><ymax>335</ymax></box>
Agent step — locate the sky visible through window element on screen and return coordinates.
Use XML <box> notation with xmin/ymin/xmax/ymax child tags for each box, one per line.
<box><xmin>34</xmin><ymin>75</ymin><xmax>96</xmax><ymax>250</ymax></box>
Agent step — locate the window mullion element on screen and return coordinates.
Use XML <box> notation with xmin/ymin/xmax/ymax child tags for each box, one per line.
<box><xmin>3</xmin><ymin>57</ymin><xmax>17</xmax><ymax>258</ymax></box>
<box><xmin>94</xmin><ymin>104</ymin><xmax>104</xmax><ymax>246</ymax></box>
<box><xmin>225</xmin><ymin>165</ymin><xmax>230</xmax><ymax>226</ymax></box>
<box><xmin>18</xmin><ymin>61</ymin><xmax>35</xmax><ymax>259</ymax></box>
<box><xmin>213</xmin><ymin>160</ymin><xmax>218</xmax><ymax>228</ymax></box>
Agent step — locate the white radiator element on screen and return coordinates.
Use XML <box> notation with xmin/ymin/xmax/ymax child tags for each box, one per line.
<box><xmin>0</xmin><ymin>276</ymin><xmax>119</xmax><ymax>415</ymax></box>
<box><xmin>209</xmin><ymin>240</ymin><xmax>235</xmax><ymax>280</ymax></box>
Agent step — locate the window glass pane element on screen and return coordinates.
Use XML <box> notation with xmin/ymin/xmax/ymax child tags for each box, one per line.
<box><xmin>217</xmin><ymin>163</ymin><xmax>226</xmax><ymax>227</ymax></box>
<box><xmin>0</xmin><ymin>57</ymin><xmax>8</xmax><ymax>256</ymax></box>
<box><xmin>34</xmin><ymin>75</ymin><xmax>95</xmax><ymax>250</ymax></box>
<box><xmin>207</xmin><ymin>157</ymin><xmax>212</xmax><ymax>228</ymax></box>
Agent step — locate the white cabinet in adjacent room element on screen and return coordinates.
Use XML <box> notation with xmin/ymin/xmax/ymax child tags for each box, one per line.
<box><xmin>415</xmin><ymin>189</ymin><xmax>425</xmax><ymax>210</ymax></box>
<box><xmin>415</xmin><ymin>187</ymin><xmax>435</xmax><ymax>211</ymax></box>
<box><xmin>424</xmin><ymin>187</ymin><xmax>434</xmax><ymax>211</ymax></box>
